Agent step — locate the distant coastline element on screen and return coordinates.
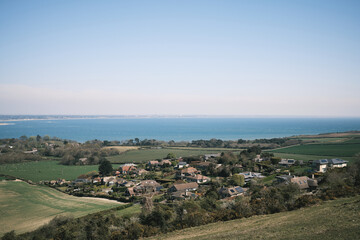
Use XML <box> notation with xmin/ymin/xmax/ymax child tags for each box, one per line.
<box><xmin>0</xmin><ymin>117</ymin><xmax>360</xmax><ymax>142</ymax></box>
<box><xmin>1</xmin><ymin>115</ymin><xmax>360</xmax><ymax>122</ymax></box>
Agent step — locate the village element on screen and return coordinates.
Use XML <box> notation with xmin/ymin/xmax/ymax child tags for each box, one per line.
<box><xmin>44</xmin><ymin>149</ymin><xmax>348</xmax><ymax>203</ymax></box>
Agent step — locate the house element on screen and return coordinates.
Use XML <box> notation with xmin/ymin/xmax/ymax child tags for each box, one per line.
<box><xmin>136</xmin><ymin>169</ymin><xmax>148</xmax><ymax>176</ymax></box>
<box><xmin>56</xmin><ymin>179</ymin><xmax>66</xmax><ymax>185</ymax></box>
<box><xmin>127</xmin><ymin>180</ymin><xmax>163</xmax><ymax>195</ymax></box>
<box><xmin>313</xmin><ymin>159</ymin><xmax>329</xmax><ymax>173</ymax></box>
<box><xmin>121</xmin><ymin>181</ymin><xmax>136</xmax><ymax>187</ymax></box>
<box><xmin>79</xmin><ymin>158</ymin><xmax>88</xmax><ymax>164</ymax></box>
<box><xmin>176</xmin><ymin>161</ymin><xmax>189</xmax><ymax>169</ymax></box>
<box><xmin>148</xmin><ymin>161</ymin><xmax>159</xmax><ymax>167</ymax></box>
<box><xmin>177</xmin><ymin>167</ymin><xmax>200</xmax><ymax>179</ymax></box>
<box><xmin>278</xmin><ymin>159</ymin><xmax>296</xmax><ymax>167</ymax></box>
<box><xmin>72</xmin><ymin>178</ymin><xmax>91</xmax><ymax>185</ymax></box>
<box><xmin>185</xmin><ymin>174</ymin><xmax>211</xmax><ymax>184</ymax></box>
<box><xmin>125</xmin><ymin>187</ymin><xmax>135</xmax><ymax>196</ymax></box>
<box><xmin>313</xmin><ymin>158</ymin><xmax>347</xmax><ymax>173</ymax></box>
<box><xmin>120</xmin><ymin>165</ymin><xmax>137</xmax><ymax>174</ymax></box>
<box><xmin>192</xmin><ymin>161</ymin><xmax>212</xmax><ymax>170</ymax></box>
<box><xmin>204</xmin><ymin>153</ymin><xmax>221</xmax><ymax>160</ymax></box>
<box><xmin>102</xmin><ymin>188</ymin><xmax>113</xmax><ymax>194</ymax></box>
<box><xmin>160</xmin><ymin>159</ymin><xmax>172</xmax><ymax>166</ymax></box>
<box><xmin>168</xmin><ymin>182</ymin><xmax>199</xmax><ymax>193</ymax></box>
<box><xmin>328</xmin><ymin>158</ymin><xmax>348</xmax><ymax>168</ymax></box>
<box><xmin>181</xmin><ymin>167</ymin><xmax>200</xmax><ymax>175</ymax></box>
<box><xmin>49</xmin><ymin>180</ymin><xmax>57</xmax><ymax>185</ymax></box>
<box><xmin>92</xmin><ymin>177</ymin><xmax>101</xmax><ymax>183</ymax></box>
<box><xmin>276</xmin><ymin>175</ymin><xmax>318</xmax><ymax>190</ymax></box>
<box><xmin>171</xmin><ymin>191</ymin><xmax>197</xmax><ymax>200</ymax></box>
<box><xmin>219</xmin><ymin>186</ymin><xmax>246</xmax><ymax>198</ymax></box>
<box><xmin>115</xmin><ymin>178</ymin><xmax>126</xmax><ymax>186</ymax></box>
<box><xmin>103</xmin><ymin>176</ymin><xmax>116</xmax><ymax>185</ymax></box>
<box><xmin>254</xmin><ymin>155</ymin><xmax>263</xmax><ymax>162</ymax></box>
<box><xmin>238</xmin><ymin>172</ymin><xmax>265</xmax><ymax>182</ymax></box>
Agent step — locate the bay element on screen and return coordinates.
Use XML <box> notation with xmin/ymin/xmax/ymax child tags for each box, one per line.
<box><xmin>0</xmin><ymin>118</ymin><xmax>360</xmax><ymax>142</ymax></box>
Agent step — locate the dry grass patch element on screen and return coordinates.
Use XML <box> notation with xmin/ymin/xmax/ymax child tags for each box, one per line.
<box><xmin>102</xmin><ymin>146</ymin><xmax>140</xmax><ymax>153</ymax></box>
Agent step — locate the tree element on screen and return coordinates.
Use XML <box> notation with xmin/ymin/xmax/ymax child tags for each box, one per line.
<box><xmin>230</xmin><ymin>174</ymin><xmax>245</xmax><ymax>186</ymax></box>
<box><xmin>271</xmin><ymin>157</ymin><xmax>281</xmax><ymax>165</ymax></box>
<box><xmin>166</xmin><ymin>152</ymin><xmax>176</xmax><ymax>159</ymax></box>
<box><xmin>36</xmin><ymin>135</ymin><xmax>42</xmax><ymax>142</ymax></box>
<box><xmin>98</xmin><ymin>160</ymin><xmax>113</xmax><ymax>176</ymax></box>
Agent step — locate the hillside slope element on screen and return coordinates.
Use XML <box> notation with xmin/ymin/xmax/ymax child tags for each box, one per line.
<box><xmin>0</xmin><ymin>181</ymin><xmax>122</xmax><ymax>236</ymax></box>
<box><xmin>149</xmin><ymin>195</ymin><xmax>360</xmax><ymax>240</ymax></box>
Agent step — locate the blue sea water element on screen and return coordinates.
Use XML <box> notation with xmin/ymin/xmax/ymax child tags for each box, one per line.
<box><xmin>0</xmin><ymin>118</ymin><xmax>360</xmax><ymax>142</ymax></box>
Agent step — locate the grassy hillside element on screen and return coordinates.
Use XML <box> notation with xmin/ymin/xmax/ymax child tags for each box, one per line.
<box><xmin>0</xmin><ymin>181</ymin><xmax>123</xmax><ymax>236</ymax></box>
<box><xmin>0</xmin><ymin>161</ymin><xmax>122</xmax><ymax>182</ymax></box>
<box><xmin>106</xmin><ymin>147</ymin><xmax>237</xmax><ymax>163</ymax></box>
<box><xmin>149</xmin><ymin>195</ymin><xmax>360</xmax><ymax>240</ymax></box>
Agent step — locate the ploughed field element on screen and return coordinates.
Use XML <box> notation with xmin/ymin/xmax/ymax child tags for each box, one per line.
<box><xmin>0</xmin><ymin>181</ymin><xmax>122</xmax><ymax>236</ymax></box>
<box><xmin>149</xmin><ymin>195</ymin><xmax>360</xmax><ymax>240</ymax></box>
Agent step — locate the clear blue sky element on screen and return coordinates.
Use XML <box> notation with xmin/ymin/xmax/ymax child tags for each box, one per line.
<box><xmin>0</xmin><ymin>0</ymin><xmax>359</xmax><ymax>116</ymax></box>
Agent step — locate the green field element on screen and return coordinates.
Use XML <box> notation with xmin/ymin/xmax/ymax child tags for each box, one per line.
<box><xmin>0</xmin><ymin>161</ymin><xmax>122</xmax><ymax>182</ymax></box>
<box><xmin>112</xmin><ymin>204</ymin><xmax>142</xmax><ymax>218</ymax></box>
<box><xmin>269</xmin><ymin>138</ymin><xmax>360</xmax><ymax>158</ymax></box>
<box><xmin>271</xmin><ymin>153</ymin><xmax>355</xmax><ymax>163</ymax></box>
<box><xmin>106</xmin><ymin>147</ymin><xmax>235</xmax><ymax>163</ymax></box>
<box><xmin>298</xmin><ymin>137</ymin><xmax>347</xmax><ymax>143</ymax></box>
<box><xmin>0</xmin><ymin>181</ymin><xmax>123</xmax><ymax>236</ymax></box>
<box><xmin>149</xmin><ymin>195</ymin><xmax>360</xmax><ymax>240</ymax></box>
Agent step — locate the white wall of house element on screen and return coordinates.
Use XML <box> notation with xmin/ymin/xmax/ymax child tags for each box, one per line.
<box><xmin>318</xmin><ymin>164</ymin><xmax>327</xmax><ymax>173</ymax></box>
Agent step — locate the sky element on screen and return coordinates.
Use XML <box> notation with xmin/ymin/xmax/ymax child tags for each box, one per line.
<box><xmin>0</xmin><ymin>0</ymin><xmax>359</xmax><ymax>117</ymax></box>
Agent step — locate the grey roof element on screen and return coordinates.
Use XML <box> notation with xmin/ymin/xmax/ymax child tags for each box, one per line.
<box><xmin>328</xmin><ymin>158</ymin><xmax>348</xmax><ymax>164</ymax></box>
<box><xmin>313</xmin><ymin>159</ymin><xmax>329</xmax><ymax>164</ymax></box>
<box><xmin>234</xmin><ymin>187</ymin><xmax>244</xmax><ymax>193</ymax></box>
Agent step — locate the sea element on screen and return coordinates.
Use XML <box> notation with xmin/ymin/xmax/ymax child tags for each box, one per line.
<box><xmin>1</xmin><ymin>118</ymin><xmax>360</xmax><ymax>142</ymax></box>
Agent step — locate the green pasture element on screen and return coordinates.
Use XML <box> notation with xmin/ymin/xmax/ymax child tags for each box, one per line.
<box><xmin>298</xmin><ymin>137</ymin><xmax>347</xmax><ymax>143</ymax></box>
<box><xmin>0</xmin><ymin>161</ymin><xmax>121</xmax><ymax>182</ymax></box>
<box><xmin>269</xmin><ymin>138</ymin><xmax>360</xmax><ymax>158</ymax></box>
<box><xmin>271</xmin><ymin>153</ymin><xmax>355</xmax><ymax>163</ymax></box>
<box><xmin>106</xmin><ymin>147</ymin><xmax>232</xmax><ymax>163</ymax></box>
<box><xmin>0</xmin><ymin>181</ymin><xmax>122</xmax><ymax>236</ymax></box>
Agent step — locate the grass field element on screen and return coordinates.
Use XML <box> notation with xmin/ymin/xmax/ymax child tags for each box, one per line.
<box><xmin>149</xmin><ymin>195</ymin><xmax>360</xmax><ymax>240</ymax></box>
<box><xmin>269</xmin><ymin>138</ymin><xmax>360</xmax><ymax>158</ymax></box>
<box><xmin>298</xmin><ymin>137</ymin><xmax>348</xmax><ymax>143</ymax></box>
<box><xmin>271</xmin><ymin>153</ymin><xmax>355</xmax><ymax>163</ymax></box>
<box><xmin>0</xmin><ymin>181</ymin><xmax>123</xmax><ymax>236</ymax></box>
<box><xmin>0</xmin><ymin>161</ymin><xmax>122</xmax><ymax>182</ymax></box>
<box><xmin>106</xmin><ymin>147</ymin><xmax>235</xmax><ymax>163</ymax></box>
<box><xmin>112</xmin><ymin>204</ymin><xmax>142</xmax><ymax>218</ymax></box>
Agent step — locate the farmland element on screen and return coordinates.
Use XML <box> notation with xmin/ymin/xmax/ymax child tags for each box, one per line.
<box><xmin>106</xmin><ymin>147</ymin><xmax>239</xmax><ymax>163</ymax></box>
<box><xmin>269</xmin><ymin>137</ymin><xmax>360</xmax><ymax>159</ymax></box>
<box><xmin>149</xmin><ymin>195</ymin><xmax>360</xmax><ymax>240</ymax></box>
<box><xmin>0</xmin><ymin>161</ymin><xmax>122</xmax><ymax>182</ymax></box>
<box><xmin>270</xmin><ymin>153</ymin><xmax>354</xmax><ymax>163</ymax></box>
<box><xmin>0</xmin><ymin>181</ymin><xmax>123</xmax><ymax>236</ymax></box>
